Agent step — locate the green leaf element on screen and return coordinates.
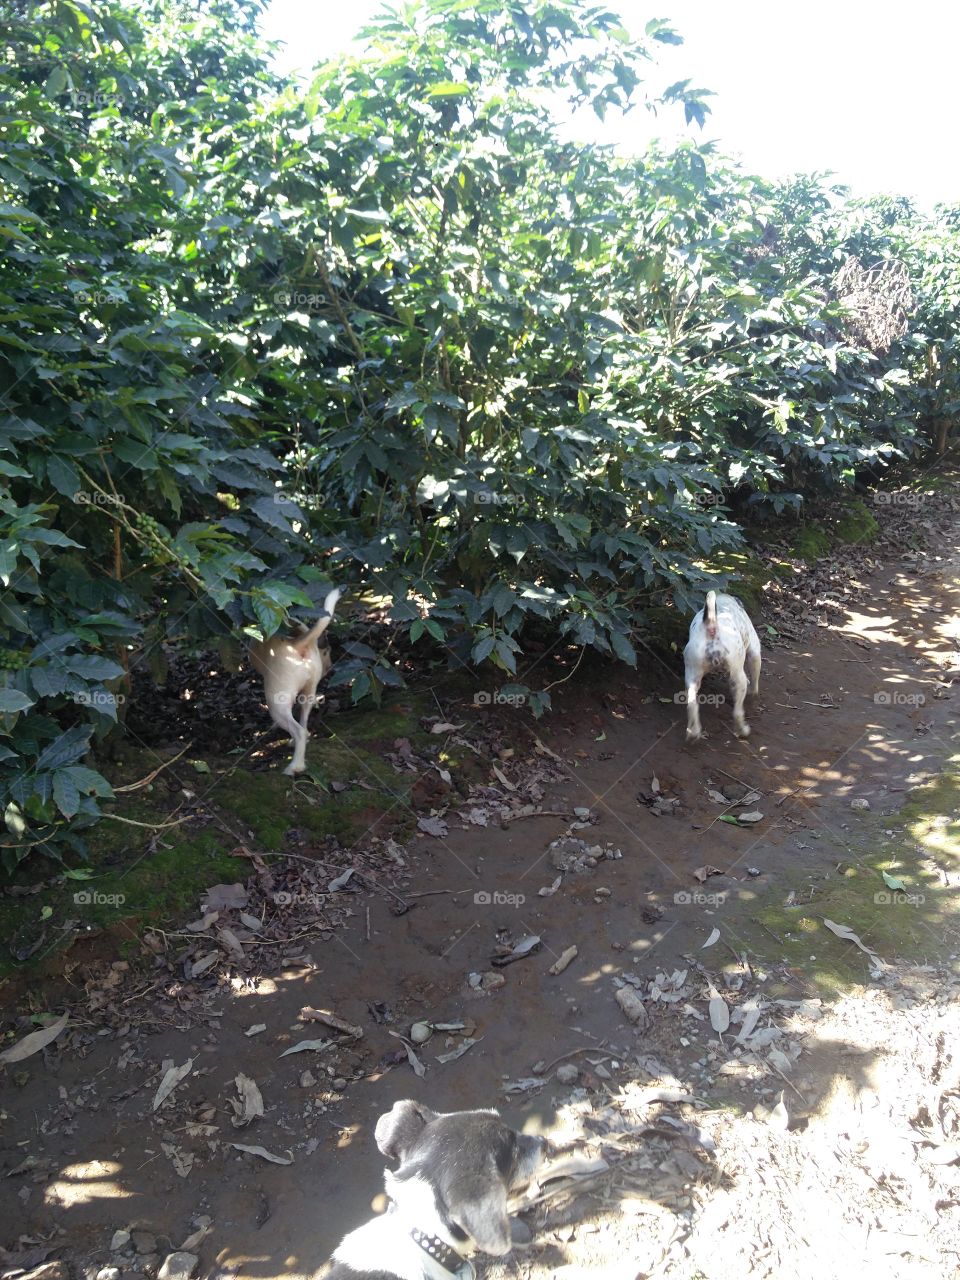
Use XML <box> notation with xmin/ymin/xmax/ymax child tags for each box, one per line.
<box><xmin>35</xmin><ymin>725</ymin><xmax>92</xmax><ymax>772</ymax></box>
<box><xmin>610</xmin><ymin>632</ymin><xmax>637</xmax><ymax>666</ymax></box>
<box><xmin>53</xmin><ymin>770</ymin><xmax>81</xmax><ymax>819</ymax></box>
<box><xmin>0</xmin><ymin>689</ymin><xmax>34</xmax><ymax>713</ymax></box>
<box><xmin>424</xmin><ymin>81</ymin><xmax>471</xmax><ymax>98</ymax></box>
<box><xmin>881</xmin><ymin>870</ymin><xmax>906</xmax><ymax>891</ymax></box>
<box><xmin>43</xmin><ymin>64</ymin><xmax>68</xmax><ymax>97</ymax></box>
<box><xmin>47</xmin><ymin>455</ymin><xmax>81</xmax><ymax>499</ymax></box>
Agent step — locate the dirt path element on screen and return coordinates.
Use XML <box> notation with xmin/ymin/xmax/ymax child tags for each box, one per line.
<box><xmin>3</xmin><ymin>509</ymin><xmax>960</xmax><ymax>1280</ymax></box>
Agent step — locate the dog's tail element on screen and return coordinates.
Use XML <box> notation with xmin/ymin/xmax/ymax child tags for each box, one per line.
<box><xmin>704</xmin><ymin>590</ymin><xmax>718</xmax><ymax>639</ymax></box>
<box><xmin>292</xmin><ymin>587</ymin><xmax>342</xmax><ymax>654</ymax></box>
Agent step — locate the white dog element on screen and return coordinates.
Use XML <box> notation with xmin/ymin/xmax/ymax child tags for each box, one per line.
<box><xmin>683</xmin><ymin>590</ymin><xmax>761</xmax><ymax>741</ymax></box>
<box><xmin>249</xmin><ymin>586</ymin><xmax>341</xmax><ymax>775</ymax></box>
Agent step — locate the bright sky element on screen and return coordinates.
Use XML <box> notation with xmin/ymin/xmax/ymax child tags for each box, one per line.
<box><xmin>260</xmin><ymin>0</ymin><xmax>960</xmax><ymax>210</ymax></box>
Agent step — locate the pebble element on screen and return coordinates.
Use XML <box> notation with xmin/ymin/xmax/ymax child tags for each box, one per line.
<box><xmin>850</xmin><ymin>797</ymin><xmax>871</xmax><ymax>811</ymax></box>
<box><xmin>573</xmin><ymin>806</ymin><xmax>591</xmax><ymax>818</ymax></box>
<box><xmin>110</xmin><ymin>1232</ymin><xmax>131</xmax><ymax>1253</ymax></box>
<box><xmin>157</xmin><ymin>1255</ymin><xmax>198</xmax><ymax>1280</ymax></box>
<box><xmin>615</xmin><ymin>986</ymin><xmax>649</xmax><ymax>1028</ymax></box>
<box><xmin>299</xmin><ymin>1069</ymin><xmax>316</xmax><ymax>1088</ymax></box>
<box><xmin>97</xmin><ymin>1269</ymin><xmax>121</xmax><ymax>1280</ymax></box>
<box><xmin>410</xmin><ymin>1021</ymin><xmax>432</xmax><ymax>1044</ymax></box>
<box><xmin>555</xmin><ymin>1063</ymin><xmax>579</xmax><ymax>1084</ymax></box>
<box><xmin>332</xmin><ymin>1077</ymin><xmax>347</xmax><ymax>1090</ymax></box>
<box><xmin>509</xmin><ymin>1218</ymin><xmax>533</xmax><ymax>1244</ymax></box>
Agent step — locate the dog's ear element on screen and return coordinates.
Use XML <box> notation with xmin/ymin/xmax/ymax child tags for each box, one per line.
<box><xmin>452</xmin><ymin>1185</ymin><xmax>512</xmax><ymax>1256</ymax></box>
<box><xmin>374</xmin><ymin>1100</ymin><xmax>438</xmax><ymax>1162</ymax></box>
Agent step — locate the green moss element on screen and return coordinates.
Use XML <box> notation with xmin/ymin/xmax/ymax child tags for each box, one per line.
<box><xmin>778</xmin><ymin>497</ymin><xmax>880</xmax><ymax>563</ymax></box>
<box><xmin>0</xmin><ymin>696</ymin><xmax>435</xmax><ymax>978</ymax></box>
<box><xmin>728</xmin><ymin>760</ymin><xmax>959</xmax><ymax>997</ymax></box>
<box><xmin>834</xmin><ymin>498</ymin><xmax>880</xmax><ymax>545</ymax></box>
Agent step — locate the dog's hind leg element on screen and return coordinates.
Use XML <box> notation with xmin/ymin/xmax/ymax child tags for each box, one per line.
<box><xmin>745</xmin><ymin>641</ymin><xmax>761</xmax><ymax>696</ymax></box>
<box><xmin>730</xmin><ymin>668</ymin><xmax>750</xmax><ymax>737</ymax></box>
<box><xmin>297</xmin><ymin>682</ymin><xmax>319</xmax><ymax>732</ymax></box>
<box><xmin>266</xmin><ymin>691</ymin><xmax>309</xmax><ymax>775</ymax></box>
<box><xmin>684</xmin><ymin>660</ymin><xmax>704</xmax><ymax>741</ymax></box>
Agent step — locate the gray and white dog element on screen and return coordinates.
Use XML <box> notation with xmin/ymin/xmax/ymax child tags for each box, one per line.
<box><xmin>327</xmin><ymin>1101</ymin><xmax>547</xmax><ymax>1280</ymax></box>
<box><xmin>683</xmin><ymin>590</ymin><xmax>762</xmax><ymax>741</ymax></box>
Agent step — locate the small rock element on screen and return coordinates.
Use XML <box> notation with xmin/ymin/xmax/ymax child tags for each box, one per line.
<box><xmin>573</xmin><ymin>806</ymin><xmax>591</xmax><ymax>818</ymax></box>
<box><xmin>332</xmin><ymin>1077</ymin><xmax>347</xmax><ymax>1090</ymax></box>
<box><xmin>747</xmin><ymin>867</ymin><xmax>761</xmax><ymax>877</ymax></box>
<box><xmin>132</xmin><ymin>1232</ymin><xmax>157</xmax><ymax>1255</ymax></box>
<box><xmin>469</xmin><ymin>970</ymin><xmax>506</xmax><ymax>993</ymax></box>
<box><xmin>594</xmin><ymin>887</ymin><xmax>611</xmax><ymax>898</ymax></box>
<box><xmin>97</xmin><ymin>1270</ymin><xmax>121</xmax><ymax>1280</ymax></box>
<box><xmin>850</xmin><ymin>798</ymin><xmax>870</xmax><ymax>811</ymax></box>
<box><xmin>409</xmin><ymin>1021</ymin><xmax>432</xmax><ymax>1044</ymax></box>
<box><xmin>509</xmin><ymin>1218</ymin><xmax>533</xmax><ymax>1244</ymax></box>
<box><xmin>555</xmin><ymin>1063</ymin><xmax>579</xmax><ymax>1084</ymax></box>
<box><xmin>615</xmin><ymin>986</ymin><xmax>650</xmax><ymax>1029</ymax></box>
<box><xmin>157</xmin><ymin>1254</ymin><xmax>197</xmax><ymax>1280</ymax></box>
<box><xmin>299</xmin><ymin>1069</ymin><xmax>316</xmax><ymax>1088</ymax></box>
<box><xmin>586</xmin><ymin>845</ymin><xmax>603</xmax><ymax>857</ymax></box>
<box><xmin>110</xmin><ymin>1231</ymin><xmax>131</xmax><ymax>1253</ymax></box>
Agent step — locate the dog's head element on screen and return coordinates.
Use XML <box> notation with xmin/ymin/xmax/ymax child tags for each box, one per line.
<box><xmin>376</xmin><ymin>1100</ymin><xmax>546</xmax><ymax>1257</ymax></box>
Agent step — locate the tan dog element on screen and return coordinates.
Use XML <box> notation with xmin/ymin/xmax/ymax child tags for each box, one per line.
<box><xmin>249</xmin><ymin>586</ymin><xmax>341</xmax><ymax>775</ymax></box>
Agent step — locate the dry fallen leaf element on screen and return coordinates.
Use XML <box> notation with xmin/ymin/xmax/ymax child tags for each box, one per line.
<box><xmin>279</xmin><ymin>1038</ymin><xmax>333</xmax><ymax>1058</ymax></box>
<box><xmin>328</xmin><ymin>868</ymin><xmax>356</xmax><ymax>892</ymax></box>
<box><xmin>153</xmin><ymin>1059</ymin><xmax>194</xmax><ymax>1111</ymax></box>
<box><xmin>230</xmin><ymin>1143</ymin><xmax>292</xmax><ymax>1165</ymax></box>
<box><xmin>539</xmin><ymin>876</ymin><xmax>562</xmax><ymax>898</ymax></box>
<box><xmin>388</xmin><ymin>1031</ymin><xmax>426</xmax><ymax>1077</ymax></box>
<box><xmin>702</xmin><ymin>928</ymin><xmax>720</xmax><ymax>949</ymax></box>
<box><xmin>436</xmin><ymin>1037</ymin><xmax>481</xmax><ymax>1064</ymax></box>
<box><xmin>823</xmin><ymin>917</ymin><xmax>882</xmax><ymax>967</ymax></box>
<box><xmin>491</xmin><ymin>763</ymin><xmax>516</xmax><ymax>791</ymax></box>
<box><xmin>694</xmin><ymin>865</ymin><xmax>724</xmax><ymax>883</ymax></box>
<box><xmin>708</xmin><ymin>992</ymin><xmax>730</xmax><ymax>1034</ymax></box>
<box><xmin>0</xmin><ymin>1012</ymin><xmax>69</xmax><ymax>1065</ymax></box>
<box><xmin>417</xmin><ymin>816</ymin><xmax>448</xmax><ymax>838</ymax></box>
<box><xmin>230</xmin><ymin>1073</ymin><xmax>264</xmax><ymax>1127</ymax></box>
<box><xmin>430</xmin><ymin>721</ymin><xmax>464</xmax><ymax>734</ymax></box>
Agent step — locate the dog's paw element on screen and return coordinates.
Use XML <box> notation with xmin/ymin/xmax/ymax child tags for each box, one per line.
<box><xmin>685</xmin><ymin>729</ymin><xmax>702</xmax><ymax>743</ymax></box>
<box><xmin>734</xmin><ymin>722</ymin><xmax>751</xmax><ymax>738</ymax></box>
<box><xmin>283</xmin><ymin>763</ymin><xmax>305</xmax><ymax>777</ymax></box>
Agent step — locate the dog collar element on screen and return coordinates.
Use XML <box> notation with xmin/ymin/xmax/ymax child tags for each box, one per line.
<box><xmin>409</xmin><ymin>1227</ymin><xmax>474</xmax><ymax>1278</ymax></box>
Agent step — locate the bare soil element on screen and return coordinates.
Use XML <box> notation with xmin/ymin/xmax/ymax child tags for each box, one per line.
<box><xmin>2</xmin><ymin>497</ymin><xmax>959</xmax><ymax>1280</ymax></box>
